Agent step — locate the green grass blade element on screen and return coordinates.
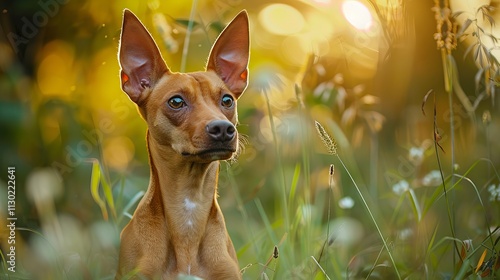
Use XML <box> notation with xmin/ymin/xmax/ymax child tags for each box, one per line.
<box><xmin>311</xmin><ymin>256</ymin><xmax>331</xmax><ymax>280</ymax></box>
<box><xmin>100</xmin><ymin>168</ymin><xmax>116</xmax><ymax>220</ymax></box>
<box><xmin>17</xmin><ymin>227</ymin><xmax>66</xmax><ymax>278</ymax></box>
<box><xmin>407</xmin><ymin>188</ymin><xmax>422</xmax><ymax>222</ymax></box>
<box><xmin>263</xmin><ymin>89</ymin><xmax>289</xmax><ymax>232</ymax></box>
<box><xmin>337</xmin><ymin>156</ymin><xmax>401</xmax><ymax>279</ymax></box>
<box><xmin>422</xmin><ymin>158</ymin><xmax>498</xmax><ymax>219</ymax></box>
<box><xmin>288</xmin><ymin>163</ymin><xmax>301</xmax><ymax>211</ymax></box>
<box><xmin>453</xmin><ymin>258</ymin><xmax>470</xmax><ymax>280</ymax></box>
<box><xmin>179</xmin><ymin>0</ymin><xmax>198</xmax><ymax>72</ymax></box>
<box><xmin>255</xmin><ymin>198</ymin><xmax>278</xmax><ymax>244</ymax></box>
<box><xmin>315</xmin><ymin>121</ymin><xmax>400</xmax><ymax>279</ymax></box>
<box><xmin>121</xmin><ymin>191</ymin><xmax>145</xmax><ymax>221</ymax></box>
<box><xmin>422</xmin><ymin>174</ymin><xmax>450</xmax><ymax>218</ymax></box>
<box><xmin>90</xmin><ymin>160</ymin><xmax>108</xmax><ymax>220</ymax></box>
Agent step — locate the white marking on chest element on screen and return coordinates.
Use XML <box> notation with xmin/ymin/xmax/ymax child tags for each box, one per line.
<box><xmin>184</xmin><ymin>198</ymin><xmax>197</xmax><ymax>211</ymax></box>
<box><xmin>183</xmin><ymin>198</ymin><xmax>196</xmax><ymax>229</ymax></box>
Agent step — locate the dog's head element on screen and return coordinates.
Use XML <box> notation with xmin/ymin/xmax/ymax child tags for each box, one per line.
<box><xmin>118</xmin><ymin>9</ymin><xmax>249</xmax><ymax>163</ymax></box>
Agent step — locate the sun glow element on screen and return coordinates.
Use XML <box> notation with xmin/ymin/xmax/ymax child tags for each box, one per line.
<box><xmin>342</xmin><ymin>0</ymin><xmax>373</xmax><ymax>30</ymax></box>
<box><xmin>259</xmin><ymin>4</ymin><xmax>305</xmax><ymax>35</ymax></box>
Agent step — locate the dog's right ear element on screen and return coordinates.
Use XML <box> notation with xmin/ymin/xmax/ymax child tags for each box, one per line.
<box><xmin>119</xmin><ymin>9</ymin><xmax>169</xmax><ymax>103</ymax></box>
<box><xmin>206</xmin><ymin>11</ymin><xmax>250</xmax><ymax>98</ymax></box>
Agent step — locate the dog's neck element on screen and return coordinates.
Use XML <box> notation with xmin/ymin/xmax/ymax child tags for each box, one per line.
<box><xmin>145</xmin><ymin>131</ymin><xmax>221</xmax><ymax>271</ymax></box>
<box><xmin>146</xmin><ymin>131</ymin><xmax>219</xmax><ymax>233</ymax></box>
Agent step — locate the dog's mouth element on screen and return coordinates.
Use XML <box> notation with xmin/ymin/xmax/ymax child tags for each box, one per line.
<box><xmin>181</xmin><ymin>148</ymin><xmax>236</xmax><ymax>161</ymax></box>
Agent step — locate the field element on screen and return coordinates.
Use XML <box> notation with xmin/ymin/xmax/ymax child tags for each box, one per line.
<box><xmin>0</xmin><ymin>0</ymin><xmax>499</xmax><ymax>279</ymax></box>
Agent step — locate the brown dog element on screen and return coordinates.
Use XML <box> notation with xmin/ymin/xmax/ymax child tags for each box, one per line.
<box><xmin>115</xmin><ymin>9</ymin><xmax>249</xmax><ymax>279</ymax></box>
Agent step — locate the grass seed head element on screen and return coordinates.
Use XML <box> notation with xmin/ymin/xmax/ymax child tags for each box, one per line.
<box><xmin>315</xmin><ymin>121</ymin><xmax>337</xmax><ymax>156</ymax></box>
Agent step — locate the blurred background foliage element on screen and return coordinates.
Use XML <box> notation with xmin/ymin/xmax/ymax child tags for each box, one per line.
<box><xmin>0</xmin><ymin>0</ymin><xmax>499</xmax><ymax>279</ymax></box>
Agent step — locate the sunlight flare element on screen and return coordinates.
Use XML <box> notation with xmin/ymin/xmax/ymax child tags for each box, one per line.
<box><xmin>259</xmin><ymin>4</ymin><xmax>305</xmax><ymax>35</ymax></box>
<box><xmin>342</xmin><ymin>0</ymin><xmax>373</xmax><ymax>30</ymax></box>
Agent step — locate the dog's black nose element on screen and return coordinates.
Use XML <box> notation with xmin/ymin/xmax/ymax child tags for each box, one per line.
<box><xmin>206</xmin><ymin>120</ymin><xmax>236</xmax><ymax>142</ymax></box>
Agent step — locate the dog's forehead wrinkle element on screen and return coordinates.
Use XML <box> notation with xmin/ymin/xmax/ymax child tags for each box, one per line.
<box><xmin>152</xmin><ymin>74</ymin><xmax>194</xmax><ymax>102</ymax></box>
<box><xmin>189</xmin><ymin>72</ymin><xmax>224</xmax><ymax>95</ymax></box>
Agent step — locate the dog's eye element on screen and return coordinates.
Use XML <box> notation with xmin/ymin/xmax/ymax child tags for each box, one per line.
<box><xmin>221</xmin><ymin>95</ymin><xmax>234</xmax><ymax>108</ymax></box>
<box><xmin>168</xmin><ymin>96</ymin><xmax>186</xmax><ymax>109</ymax></box>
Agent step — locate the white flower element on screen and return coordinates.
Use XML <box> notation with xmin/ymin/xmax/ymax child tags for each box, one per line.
<box><xmin>392</xmin><ymin>180</ymin><xmax>409</xmax><ymax>195</ymax></box>
<box><xmin>338</xmin><ymin>196</ymin><xmax>355</xmax><ymax>209</ymax></box>
<box><xmin>328</xmin><ymin>217</ymin><xmax>364</xmax><ymax>246</ymax></box>
<box><xmin>422</xmin><ymin>170</ymin><xmax>442</xmax><ymax>187</ymax></box>
<box><xmin>488</xmin><ymin>184</ymin><xmax>500</xmax><ymax>202</ymax></box>
<box><xmin>408</xmin><ymin>147</ymin><xmax>424</xmax><ymax>165</ymax></box>
<box><xmin>26</xmin><ymin>168</ymin><xmax>63</xmax><ymax>204</ymax></box>
<box><xmin>398</xmin><ymin>228</ymin><xmax>414</xmax><ymax>241</ymax></box>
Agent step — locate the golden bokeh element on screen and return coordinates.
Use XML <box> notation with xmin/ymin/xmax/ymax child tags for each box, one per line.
<box><xmin>36</xmin><ymin>40</ymin><xmax>76</xmax><ymax>97</ymax></box>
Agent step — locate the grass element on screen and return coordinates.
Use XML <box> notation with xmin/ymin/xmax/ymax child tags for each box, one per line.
<box><xmin>315</xmin><ymin>120</ymin><xmax>400</xmax><ymax>279</ymax></box>
<box><xmin>1</xmin><ymin>76</ymin><xmax>499</xmax><ymax>280</ymax></box>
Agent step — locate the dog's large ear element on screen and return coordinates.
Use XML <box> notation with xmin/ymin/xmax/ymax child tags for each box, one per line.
<box><xmin>119</xmin><ymin>9</ymin><xmax>169</xmax><ymax>103</ymax></box>
<box><xmin>206</xmin><ymin>11</ymin><xmax>250</xmax><ymax>98</ymax></box>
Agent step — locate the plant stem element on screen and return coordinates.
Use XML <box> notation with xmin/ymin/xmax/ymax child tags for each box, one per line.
<box><xmin>336</xmin><ymin>155</ymin><xmax>401</xmax><ymax>279</ymax></box>
<box><xmin>180</xmin><ymin>0</ymin><xmax>198</xmax><ymax>72</ymax></box>
<box><xmin>370</xmin><ymin>131</ymin><xmax>378</xmax><ymax>198</ymax></box>
<box><xmin>262</xmin><ymin>90</ymin><xmax>290</xmax><ymax>233</ymax></box>
<box><xmin>441</xmin><ymin>50</ymin><xmax>458</xmax><ymax>268</ymax></box>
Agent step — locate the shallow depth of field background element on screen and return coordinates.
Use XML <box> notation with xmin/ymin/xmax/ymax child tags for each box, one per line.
<box><xmin>0</xmin><ymin>0</ymin><xmax>499</xmax><ymax>279</ymax></box>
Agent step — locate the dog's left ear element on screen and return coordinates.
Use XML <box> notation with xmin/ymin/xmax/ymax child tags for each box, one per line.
<box><xmin>206</xmin><ymin>10</ymin><xmax>250</xmax><ymax>98</ymax></box>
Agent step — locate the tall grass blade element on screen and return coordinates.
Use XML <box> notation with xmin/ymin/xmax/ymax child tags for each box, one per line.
<box><xmin>425</xmin><ymin>224</ymin><xmax>440</xmax><ymax>261</ymax></box>
<box><xmin>100</xmin><ymin>170</ymin><xmax>116</xmax><ymax>220</ymax></box>
<box><xmin>226</xmin><ymin>166</ymin><xmax>260</xmax><ymax>255</ymax></box>
<box><xmin>88</xmin><ymin>159</ymin><xmax>116</xmax><ymax>221</ymax></box>
<box><xmin>17</xmin><ymin>227</ymin><xmax>66</xmax><ymax>278</ymax></box>
<box><xmin>311</xmin><ymin>256</ymin><xmax>331</xmax><ymax>280</ymax></box>
<box><xmin>422</xmin><ymin>158</ymin><xmax>499</xmax><ymax>220</ymax></box>
<box><xmin>407</xmin><ymin>188</ymin><xmax>422</xmax><ymax>222</ymax></box>
<box><xmin>422</xmin><ymin>88</ymin><xmax>459</xmax><ymax>266</ymax></box>
<box><xmin>365</xmin><ymin>244</ymin><xmax>385</xmax><ymax>280</ymax></box>
<box><xmin>90</xmin><ymin>160</ymin><xmax>108</xmax><ymax>221</ymax></box>
<box><xmin>314</xmin><ymin>120</ymin><xmax>401</xmax><ymax>279</ymax></box>
<box><xmin>454</xmin><ymin>258</ymin><xmax>470</xmax><ymax>280</ymax></box>
<box><xmin>316</xmin><ymin>164</ymin><xmax>335</xmax><ymax>274</ymax></box>
<box><xmin>295</xmin><ymin>84</ymin><xmax>312</xmax><ymax>207</ymax></box>
<box><xmin>288</xmin><ymin>164</ymin><xmax>301</xmax><ymax>211</ymax></box>
<box><xmin>180</xmin><ymin>0</ymin><xmax>198</xmax><ymax>72</ymax></box>
<box><xmin>254</xmin><ymin>198</ymin><xmax>279</xmax><ymax>245</ymax></box>
<box><xmin>121</xmin><ymin>191</ymin><xmax>145</xmax><ymax>222</ymax></box>
<box><xmin>475</xmin><ymin>249</ymin><xmax>488</xmax><ymax>273</ymax></box>
<box><xmin>262</xmin><ymin>89</ymin><xmax>289</xmax><ymax>232</ymax></box>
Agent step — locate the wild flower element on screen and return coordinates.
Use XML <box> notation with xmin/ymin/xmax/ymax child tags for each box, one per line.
<box><xmin>422</xmin><ymin>170</ymin><xmax>442</xmax><ymax>187</ymax></box>
<box><xmin>408</xmin><ymin>147</ymin><xmax>424</xmax><ymax>166</ymax></box>
<box><xmin>328</xmin><ymin>217</ymin><xmax>364</xmax><ymax>246</ymax></box>
<box><xmin>338</xmin><ymin>196</ymin><xmax>354</xmax><ymax>209</ymax></box>
<box><xmin>392</xmin><ymin>180</ymin><xmax>409</xmax><ymax>196</ymax></box>
<box><xmin>487</xmin><ymin>184</ymin><xmax>500</xmax><ymax>202</ymax></box>
<box><xmin>398</xmin><ymin>228</ymin><xmax>414</xmax><ymax>241</ymax></box>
